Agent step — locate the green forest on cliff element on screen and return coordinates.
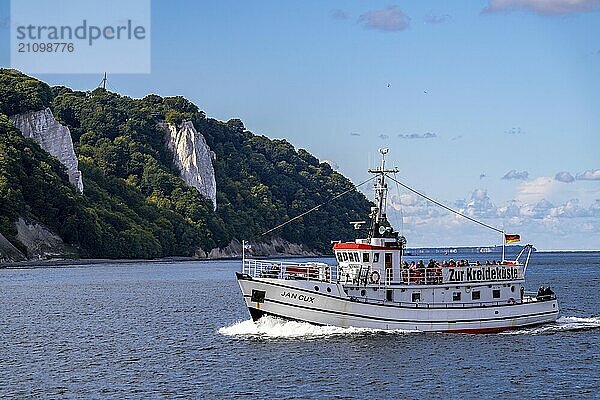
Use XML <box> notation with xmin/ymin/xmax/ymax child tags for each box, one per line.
<box><xmin>0</xmin><ymin>69</ymin><xmax>372</xmax><ymax>259</ymax></box>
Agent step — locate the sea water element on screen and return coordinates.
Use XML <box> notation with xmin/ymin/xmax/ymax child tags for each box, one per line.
<box><xmin>1</xmin><ymin>252</ymin><xmax>598</xmax><ymax>399</ymax></box>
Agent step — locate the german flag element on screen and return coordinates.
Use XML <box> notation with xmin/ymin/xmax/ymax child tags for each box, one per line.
<box><xmin>505</xmin><ymin>234</ymin><xmax>520</xmax><ymax>244</ymax></box>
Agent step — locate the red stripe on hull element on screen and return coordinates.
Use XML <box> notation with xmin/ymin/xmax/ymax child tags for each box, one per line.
<box><xmin>442</xmin><ymin>325</ymin><xmax>520</xmax><ymax>334</ymax></box>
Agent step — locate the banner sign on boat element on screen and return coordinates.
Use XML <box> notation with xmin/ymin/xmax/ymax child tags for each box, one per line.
<box><xmin>445</xmin><ymin>265</ymin><xmax>521</xmax><ymax>283</ymax></box>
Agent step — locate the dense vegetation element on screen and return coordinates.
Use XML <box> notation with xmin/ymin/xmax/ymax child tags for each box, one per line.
<box><xmin>0</xmin><ymin>69</ymin><xmax>372</xmax><ymax>258</ymax></box>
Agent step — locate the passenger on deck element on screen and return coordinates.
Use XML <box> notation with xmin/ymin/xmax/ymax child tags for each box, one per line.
<box><xmin>449</xmin><ymin>259</ymin><xmax>456</xmax><ymax>268</ymax></box>
<box><xmin>426</xmin><ymin>260</ymin><xmax>436</xmax><ymax>284</ymax></box>
<box><xmin>401</xmin><ymin>261</ymin><xmax>409</xmax><ymax>282</ymax></box>
<box><xmin>476</xmin><ymin>260</ymin><xmax>481</xmax><ymax>266</ymax></box>
<box><xmin>417</xmin><ymin>260</ymin><xmax>426</xmax><ymax>284</ymax></box>
<box><xmin>435</xmin><ymin>263</ymin><xmax>444</xmax><ymax>283</ymax></box>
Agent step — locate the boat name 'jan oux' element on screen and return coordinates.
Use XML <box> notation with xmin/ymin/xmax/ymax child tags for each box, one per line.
<box><xmin>447</xmin><ymin>266</ymin><xmax>521</xmax><ymax>283</ymax></box>
<box><xmin>281</xmin><ymin>291</ymin><xmax>315</xmax><ymax>303</ymax></box>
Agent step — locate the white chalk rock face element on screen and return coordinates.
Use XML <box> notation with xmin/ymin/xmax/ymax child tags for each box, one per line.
<box><xmin>10</xmin><ymin>108</ymin><xmax>83</xmax><ymax>193</ymax></box>
<box><xmin>163</xmin><ymin>121</ymin><xmax>217</xmax><ymax>210</ymax></box>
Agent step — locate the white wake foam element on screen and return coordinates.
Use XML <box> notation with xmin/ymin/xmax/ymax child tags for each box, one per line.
<box><xmin>501</xmin><ymin>316</ymin><xmax>600</xmax><ymax>335</ymax></box>
<box><xmin>218</xmin><ymin>316</ymin><xmax>415</xmax><ymax>339</ymax></box>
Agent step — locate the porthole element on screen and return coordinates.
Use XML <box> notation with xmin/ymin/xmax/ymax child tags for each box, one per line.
<box><xmin>360</xmin><ymin>289</ymin><xmax>366</xmax><ymax>296</ymax></box>
<box><xmin>494</xmin><ymin>310</ymin><xmax>499</xmax><ymax>315</ymax></box>
<box><xmin>326</xmin><ymin>287</ymin><xmax>332</xmax><ymax>293</ymax></box>
<box><xmin>511</xmin><ymin>286</ymin><xmax>515</xmax><ymax>292</ymax></box>
<box><xmin>314</xmin><ymin>286</ymin><xmax>319</xmax><ymax>291</ymax></box>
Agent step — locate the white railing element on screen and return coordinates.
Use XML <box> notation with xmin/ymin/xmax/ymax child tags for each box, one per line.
<box><xmin>243</xmin><ymin>260</ymin><xmax>526</xmax><ymax>286</ymax></box>
<box><xmin>242</xmin><ymin>259</ymin><xmax>337</xmax><ymax>283</ymax></box>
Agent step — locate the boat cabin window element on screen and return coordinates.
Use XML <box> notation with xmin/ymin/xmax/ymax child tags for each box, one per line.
<box><xmin>354</xmin><ymin>252</ymin><xmax>360</xmax><ymax>261</ymax></box>
<box><xmin>373</xmin><ymin>253</ymin><xmax>380</xmax><ymax>263</ymax></box>
<box><xmin>348</xmin><ymin>253</ymin><xmax>355</xmax><ymax>262</ymax></box>
<box><xmin>493</xmin><ymin>289</ymin><xmax>501</xmax><ymax>299</ymax></box>
<box><xmin>453</xmin><ymin>292</ymin><xmax>461</xmax><ymax>301</ymax></box>
<box><xmin>336</xmin><ymin>252</ymin><xmax>343</xmax><ymax>262</ymax></box>
<box><xmin>412</xmin><ymin>292</ymin><xmax>421</xmax><ymax>302</ymax></box>
<box><xmin>363</xmin><ymin>253</ymin><xmax>369</xmax><ymax>263</ymax></box>
<box><xmin>472</xmin><ymin>290</ymin><xmax>480</xmax><ymax>300</ymax></box>
<box><xmin>386</xmin><ymin>289</ymin><xmax>393</xmax><ymax>302</ymax></box>
<box><xmin>342</xmin><ymin>252</ymin><xmax>348</xmax><ymax>262</ymax></box>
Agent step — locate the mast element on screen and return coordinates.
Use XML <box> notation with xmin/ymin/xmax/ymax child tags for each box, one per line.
<box><xmin>367</xmin><ymin>148</ymin><xmax>399</xmax><ymax>239</ymax></box>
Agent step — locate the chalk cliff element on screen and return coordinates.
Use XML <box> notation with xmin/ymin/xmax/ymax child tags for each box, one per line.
<box><xmin>0</xmin><ymin>232</ymin><xmax>27</xmax><ymax>263</ymax></box>
<box><xmin>196</xmin><ymin>238</ymin><xmax>320</xmax><ymax>259</ymax></box>
<box><xmin>162</xmin><ymin>121</ymin><xmax>217</xmax><ymax>210</ymax></box>
<box><xmin>10</xmin><ymin>108</ymin><xmax>83</xmax><ymax>192</ymax></box>
<box><xmin>15</xmin><ymin>218</ymin><xmax>76</xmax><ymax>259</ymax></box>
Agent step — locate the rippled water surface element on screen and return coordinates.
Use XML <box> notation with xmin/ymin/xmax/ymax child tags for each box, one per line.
<box><xmin>1</xmin><ymin>252</ymin><xmax>599</xmax><ymax>399</ymax></box>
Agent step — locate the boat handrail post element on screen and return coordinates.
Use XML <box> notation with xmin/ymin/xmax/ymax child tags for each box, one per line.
<box><xmin>501</xmin><ymin>230</ymin><xmax>506</xmax><ymax>263</ymax></box>
<box><xmin>241</xmin><ymin>239</ymin><xmax>246</xmax><ymax>273</ymax></box>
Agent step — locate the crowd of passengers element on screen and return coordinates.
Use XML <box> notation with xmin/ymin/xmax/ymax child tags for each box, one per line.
<box><xmin>401</xmin><ymin>259</ymin><xmax>504</xmax><ymax>284</ymax></box>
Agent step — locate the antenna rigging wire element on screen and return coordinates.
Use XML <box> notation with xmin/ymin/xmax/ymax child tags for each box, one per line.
<box><xmin>261</xmin><ymin>175</ymin><xmax>377</xmax><ymax>236</ymax></box>
<box><xmin>385</xmin><ymin>173</ymin><xmax>503</xmax><ymax>234</ymax></box>
<box><xmin>392</xmin><ymin>170</ymin><xmax>404</xmax><ymax>235</ymax></box>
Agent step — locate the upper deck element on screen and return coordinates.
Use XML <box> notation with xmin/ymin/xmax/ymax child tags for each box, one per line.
<box><xmin>241</xmin><ymin>257</ymin><xmax>525</xmax><ymax>287</ymax></box>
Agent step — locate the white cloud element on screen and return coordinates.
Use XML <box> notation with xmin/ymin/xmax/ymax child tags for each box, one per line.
<box><xmin>386</xmin><ymin>183</ymin><xmax>599</xmax><ymax>249</ymax></box>
<box><xmin>520</xmin><ymin>199</ymin><xmax>554</xmax><ymax>219</ymax></box>
<box><xmin>590</xmin><ymin>199</ymin><xmax>600</xmax><ymax>217</ymax></box>
<box><xmin>483</xmin><ymin>0</ymin><xmax>600</xmax><ymax>15</ymax></box>
<box><xmin>462</xmin><ymin>189</ymin><xmax>498</xmax><ymax>218</ymax></box>
<box><xmin>497</xmin><ymin>200</ymin><xmax>521</xmax><ymax>218</ymax></box>
<box><xmin>358</xmin><ymin>6</ymin><xmax>410</xmax><ymax>32</ymax></box>
<box><xmin>515</xmin><ymin>176</ymin><xmax>558</xmax><ymax>203</ymax></box>
<box><xmin>576</xmin><ymin>169</ymin><xmax>600</xmax><ymax>181</ymax></box>
<box><xmin>555</xmin><ymin>171</ymin><xmax>575</xmax><ymax>183</ymax></box>
<box><xmin>547</xmin><ymin>199</ymin><xmax>590</xmax><ymax>218</ymax></box>
<box><xmin>502</xmin><ymin>169</ymin><xmax>529</xmax><ymax>180</ymax></box>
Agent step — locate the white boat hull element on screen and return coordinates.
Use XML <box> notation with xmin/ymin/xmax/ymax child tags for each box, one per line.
<box><xmin>236</xmin><ymin>273</ymin><xmax>559</xmax><ymax>333</ymax></box>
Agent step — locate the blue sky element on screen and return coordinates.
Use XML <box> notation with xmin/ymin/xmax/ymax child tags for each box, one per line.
<box><xmin>1</xmin><ymin>0</ymin><xmax>599</xmax><ymax>249</ymax></box>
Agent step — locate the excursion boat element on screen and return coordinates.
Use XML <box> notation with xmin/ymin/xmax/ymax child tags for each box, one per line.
<box><xmin>235</xmin><ymin>149</ymin><xmax>559</xmax><ymax>333</ymax></box>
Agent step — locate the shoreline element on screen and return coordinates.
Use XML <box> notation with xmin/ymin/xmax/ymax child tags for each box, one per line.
<box><xmin>0</xmin><ymin>254</ymin><xmax>332</xmax><ymax>269</ymax></box>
